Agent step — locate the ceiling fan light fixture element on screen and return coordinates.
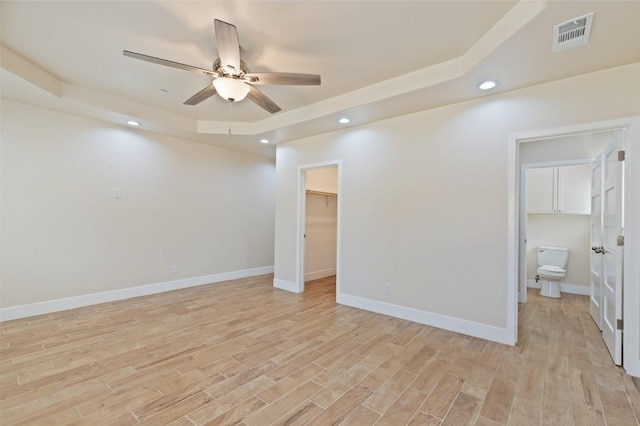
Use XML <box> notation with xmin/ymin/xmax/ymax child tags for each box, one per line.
<box><xmin>213</xmin><ymin>77</ymin><xmax>250</xmax><ymax>102</ymax></box>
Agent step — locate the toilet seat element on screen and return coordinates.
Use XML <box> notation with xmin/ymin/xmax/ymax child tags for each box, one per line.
<box><xmin>537</xmin><ymin>265</ymin><xmax>566</xmax><ymax>279</ymax></box>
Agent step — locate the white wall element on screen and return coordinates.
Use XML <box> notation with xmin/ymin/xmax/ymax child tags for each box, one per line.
<box><xmin>527</xmin><ymin>214</ymin><xmax>590</xmax><ymax>288</ymax></box>
<box><xmin>1</xmin><ymin>100</ymin><xmax>275</xmax><ymax>310</ymax></box>
<box><xmin>273</xmin><ymin>62</ymin><xmax>640</xmax><ymax>343</ymax></box>
<box><xmin>520</xmin><ymin>131</ymin><xmax>611</xmax><ymax>164</ymax></box>
<box><xmin>305</xmin><ymin>167</ymin><xmax>338</xmax><ymax>194</ymax></box>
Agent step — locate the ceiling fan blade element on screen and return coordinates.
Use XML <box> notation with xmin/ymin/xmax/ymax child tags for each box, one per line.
<box><xmin>123</xmin><ymin>50</ymin><xmax>214</xmax><ymax>76</ymax></box>
<box><xmin>214</xmin><ymin>19</ymin><xmax>241</xmax><ymax>73</ymax></box>
<box><xmin>245</xmin><ymin>72</ymin><xmax>321</xmax><ymax>86</ymax></box>
<box><xmin>183</xmin><ymin>84</ymin><xmax>217</xmax><ymax>105</ymax></box>
<box><xmin>246</xmin><ymin>86</ymin><xmax>281</xmax><ymax>114</ymax></box>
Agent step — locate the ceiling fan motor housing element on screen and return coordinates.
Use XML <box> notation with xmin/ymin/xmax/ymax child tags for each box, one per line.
<box><xmin>214</xmin><ymin>58</ymin><xmax>250</xmax><ymax>77</ymax></box>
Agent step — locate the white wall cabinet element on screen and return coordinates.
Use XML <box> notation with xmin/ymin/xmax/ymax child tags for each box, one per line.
<box><xmin>527</xmin><ymin>163</ymin><xmax>592</xmax><ymax>215</ymax></box>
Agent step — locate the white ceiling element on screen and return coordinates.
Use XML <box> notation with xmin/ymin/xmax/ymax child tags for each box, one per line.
<box><xmin>2</xmin><ymin>1</ymin><xmax>640</xmax><ymax>158</ymax></box>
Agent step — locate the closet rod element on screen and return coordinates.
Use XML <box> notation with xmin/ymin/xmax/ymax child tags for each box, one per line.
<box><xmin>306</xmin><ymin>190</ymin><xmax>337</xmax><ymax>197</ymax></box>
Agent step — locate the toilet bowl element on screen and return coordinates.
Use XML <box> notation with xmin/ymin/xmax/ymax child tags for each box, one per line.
<box><xmin>536</xmin><ymin>246</ymin><xmax>569</xmax><ymax>299</ymax></box>
<box><xmin>537</xmin><ymin>265</ymin><xmax>565</xmax><ymax>298</ymax></box>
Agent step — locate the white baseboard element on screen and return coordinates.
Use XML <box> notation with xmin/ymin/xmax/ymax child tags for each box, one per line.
<box><xmin>336</xmin><ymin>293</ymin><xmax>513</xmax><ymax>345</ymax></box>
<box><xmin>0</xmin><ymin>266</ymin><xmax>274</xmax><ymax>322</ymax></box>
<box><xmin>273</xmin><ymin>278</ymin><xmax>300</xmax><ymax>293</ymax></box>
<box><xmin>304</xmin><ymin>268</ymin><xmax>336</xmax><ymax>282</ymax></box>
<box><xmin>527</xmin><ymin>279</ymin><xmax>590</xmax><ymax>296</ymax></box>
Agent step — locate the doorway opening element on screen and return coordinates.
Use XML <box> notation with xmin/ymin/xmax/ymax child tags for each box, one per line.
<box><xmin>509</xmin><ymin>117</ymin><xmax>639</xmax><ymax>376</ymax></box>
<box><xmin>296</xmin><ymin>161</ymin><xmax>341</xmax><ymax>297</ymax></box>
<box><xmin>521</xmin><ymin>160</ymin><xmax>594</xmax><ymax>298</ymax></box>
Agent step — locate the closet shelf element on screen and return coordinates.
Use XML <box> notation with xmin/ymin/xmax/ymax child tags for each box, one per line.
<box><xmin>306</xmin><ymin>190</ymin><xmax>337</xmax><ymax>197</ymax></box>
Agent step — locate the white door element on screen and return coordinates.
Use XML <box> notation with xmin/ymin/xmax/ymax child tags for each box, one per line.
<box><xmin>590</xmin><ymin>155</ymin><xmax>603</xmax><ymax>330</ymax></box>
<box><xmin>600</xmin><ymin>133</ymin><xmax>624</xmax><ymax>365</ymax></box>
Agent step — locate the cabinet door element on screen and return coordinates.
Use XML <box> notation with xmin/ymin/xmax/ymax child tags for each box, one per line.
<box><xmin>557</xmin><ymin>163</ymin><xmax>592</xmax><ymax>214</ymax></box>
<box><xmin>527</xmin><ymin>167</ymin><xmax>555</xmax><ymax>213</ymax></box>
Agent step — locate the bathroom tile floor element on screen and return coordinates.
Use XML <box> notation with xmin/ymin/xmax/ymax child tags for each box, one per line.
<box><xmin>1</xmin><ymin>275</ymin><xmax>639</xmax><ymax>425</ymax></box>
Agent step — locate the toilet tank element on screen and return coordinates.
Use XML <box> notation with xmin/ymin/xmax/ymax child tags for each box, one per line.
<box><xmin>537</xmin><ymin>246</ymin><xmax>569</xmax><ymax>268</ymax></box>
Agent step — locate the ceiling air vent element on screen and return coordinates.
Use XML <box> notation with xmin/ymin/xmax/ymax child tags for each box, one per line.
<box><xmin>553</xmin><ymin>12</ymin><xmax>594</xmax><ymax>53</ymax></box>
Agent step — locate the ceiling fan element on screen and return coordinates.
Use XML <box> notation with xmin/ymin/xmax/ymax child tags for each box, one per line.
<box><xmin>123</xmin><ymin>19</ymin><xmax>321</xmax><ymax>114</ymax></box>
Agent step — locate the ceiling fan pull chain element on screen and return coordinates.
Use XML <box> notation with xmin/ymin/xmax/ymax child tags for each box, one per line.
<box><xmin>228</xmin><ymin>100</ymin><xmax>233</xmax><ymax>138</ymax></box>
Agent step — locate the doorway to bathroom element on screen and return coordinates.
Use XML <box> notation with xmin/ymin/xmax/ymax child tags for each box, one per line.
<box><xmin>510</xmin><ymin>118</ymin><xmax>637</xmax><ymax>372</ymax></box>
<box><xmin>521</xmin><ymin>159</ymin><xmax>595</xmax><ymax>301</ymax></box>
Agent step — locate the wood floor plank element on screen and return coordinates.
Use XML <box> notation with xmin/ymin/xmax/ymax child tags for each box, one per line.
<box><xmin>541</xmin><ymin>371</ymin><xmax>573</xmax><ymax>425</ymax></box>
<box><xmin>408</xmin><ymin>410</ymin><xmax>442</xmax><ymax>425</ymax></box>
<box><xmin>474</xmin><ymin>414</ymin><xmax>503</xmax><ymax>426</ymax></box>
<box><xmin>364</xmin><ymin>368</ymin><xmax>416</xmax><ymax>414</ymax></box>
<box><xmin>599</xmin><ymin>387</ymin><xmax>639</xmax><ymax>426</ymax></box>
<box><xmin>1</xmin><ymin>277</ymin><xmax>638</xmax><ymax>426</ymax></box>
<box><xmin>461</xmin><ymin>366</ymin><xmax>495</xmax><ymax>400</ymax></box>
<box><xmin>572</xmin><ymin>401</ymin><xmax>605</xmax><ymax>426</ymax></box>
<box><xmin>360</xmin><ymin>356</ymin><xmax>405</xmax><ymax>391</ymax></box>
<box><xmin>375</xmin><ymin>386</ymin><xmax>427</xmax><ymax>425</ymax></box>
<box><xmin>440</xmin><ymin>391</ymin><xmax>482</xmax><ymax>426</ymax></box>
<box><xmin>622</xmin><ymin>374</ymin><xmax>640</xmax><ymax>421</ymax></box>
<box><xmin>256</xmin><ymin>363</ymin><xmax>323</xmax><ymax>404</ymax></box>
<box><xmin>307</xmin><ymin>383</ymin><xmax>373</xmax><ymax>425</ymax></box>
<box><xmin>311</xmin><ymin>351</ymin><xmax>364</xmax><ymax>387</ymax></box>
<box><xmin>309</xmin><ymin>366</ymin><xmax>369</xmax><ymax>408</ymax></box>
<box><xmin>271</xmin><ymin>401</ymin><xmax>323</xmax><ymax>426</ymax></box>
<box><xmin>136</xmin><ymin>391</ymin><xmax>213</xmax><ymax>425</ymax></box>
<box><xmin>201</xmin><ymin>396</ymin><xmax>266</xmax><ymax>426</ymax></box>
<box><xmin>514</xmin><ymin>360</ymin><xmax>545</xmax><ymax>404</ymax></box>
<box><xmin>478</xmin><ymin>377</ymin><xmax>515</xmax><ymax>424</ymax></box>
<box><xmin>340</xmin><ymin>404</ymin><xmax>381</xmax><ymax>425</ymax></box>
<box><xmin>185</xmin><ymin>376</ymin><xmax>274</xmax><ymax>424</ymax></box>
<box><xmin>420</xmin><ymin>369</ymin><xmax>466</xmax><ymax>419</ymax></box>
<box><xmin>507</xmin><ymin>396</ymin><xmax>541</xmax><ymax>426</ymax></box>
<box><xmin>410</xmin><ymin>357</ymin><xmax>452</xmax><ymax>395</ymax></box>
<box><xmin>244</xmin><ymin>380</ymin><xmax>321</xmax><ymax>425</ymax></box>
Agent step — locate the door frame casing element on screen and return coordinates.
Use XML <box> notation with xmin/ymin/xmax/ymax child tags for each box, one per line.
<box><xmin>296</xmin><ymin>160</ymin><xmax>342</xmax><ymax>295</ymax></box>
<box><xmin>508</xmin><ymin>116</ymin><xmax>640</xmax><ymax>377</ymax></box>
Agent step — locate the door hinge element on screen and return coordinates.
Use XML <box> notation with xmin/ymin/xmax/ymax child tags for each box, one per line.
<box><xmin>617</xmin><ymin>235</ymin><xmax>624</xmax><ymax>246</ymax></box>
<box><xmin>618</xmin><ymin>150</ymin><xmax>625</xmax><ymax>161</ymax></box>
<box><xmin>617</xmin><ymin>319</ymin><xmax>623</xmax><ymax>330</ymax></box>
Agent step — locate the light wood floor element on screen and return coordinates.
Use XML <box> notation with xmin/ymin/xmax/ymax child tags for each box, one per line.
<box><xmin>1</xmin><ymin>275</ymin><xmax>639</xmax><ymax>425</ymax></box>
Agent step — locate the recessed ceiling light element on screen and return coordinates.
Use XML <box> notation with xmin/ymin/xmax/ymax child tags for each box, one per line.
<box><xmin>260</xmin><ymin>139</ymin><xmax>269</xmax><ymax>144</ymax></box>
<box><xmin>339</xmin><ymin>118</ymin><xmax>350</xmax><ymax>124</ymax></box>
<box><xmin>158</xmin><ymin>89</ymin><xmax>168</xmax><ymax>94</ymax></box>
<box><xmin>477</xmin><ymin>80</ymin><xmax>499</xmax><ymax>90</ymax></box>
<box><xmin>127</xmin><ymin>120</ymin><xmax>141</xmax><ymax>126</ymax></box>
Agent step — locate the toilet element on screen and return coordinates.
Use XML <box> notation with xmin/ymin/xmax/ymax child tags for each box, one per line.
<box><xmin>536</xmin><ymin>246</ymin><xmax>569</xmax><ymax>298</ymax></box>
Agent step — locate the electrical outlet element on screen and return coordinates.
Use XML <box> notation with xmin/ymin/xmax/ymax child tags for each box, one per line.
<box><xmin>171</xmin><ymin>265</ymin><xmax>177</xmax><ymax>274</ymax></box>
<box><xmin>384</xmin><ymin>283</ymin><xmax>391</xmax><ymax>295</ymax></box>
